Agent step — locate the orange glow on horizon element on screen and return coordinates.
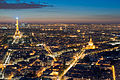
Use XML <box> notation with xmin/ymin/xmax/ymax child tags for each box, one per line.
<box><xmin>0</xmin><ymin>18</ymin><xmax>120</xmax><ymax>23</ymax></box>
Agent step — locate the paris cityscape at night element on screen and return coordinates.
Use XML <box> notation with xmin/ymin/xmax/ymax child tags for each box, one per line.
<box><xmin>0</xmin><ymin>0</ymin><xmax>120</xmax><ymax>80</ymax></box>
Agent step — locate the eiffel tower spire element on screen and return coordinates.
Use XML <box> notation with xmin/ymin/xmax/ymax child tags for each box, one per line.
<box><xmin>16</xmin><ymin>17</ymin><xmax>19</xmax><ymax>31</ymax></box>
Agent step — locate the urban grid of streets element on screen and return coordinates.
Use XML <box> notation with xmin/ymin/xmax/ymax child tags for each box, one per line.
<box><xmin>0</xmin><ymin>20</ymin><xmax>120</xmax><ymax>80</ymax></box>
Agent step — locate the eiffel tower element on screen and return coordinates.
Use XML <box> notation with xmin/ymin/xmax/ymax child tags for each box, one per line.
<box><xmin>13</xmin><ymin>17</ymin><xmax>22</xmax><ymax>39</ymax></box>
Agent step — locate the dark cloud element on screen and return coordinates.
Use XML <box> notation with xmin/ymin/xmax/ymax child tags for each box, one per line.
<box><xmin>0</xmin><ymin>1</ymin><xmax>53</xmax><ymax>9</ymax></box>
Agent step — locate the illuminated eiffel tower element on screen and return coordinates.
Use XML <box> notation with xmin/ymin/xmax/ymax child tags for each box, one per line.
<box><xmin>13</xmin><ymin>17</ymin><xmax>22</xmax><ymax>39</ymax></box>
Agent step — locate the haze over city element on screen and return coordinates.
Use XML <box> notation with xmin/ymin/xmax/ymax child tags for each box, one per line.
<box><xmin>0</xmin><ymin>0</ymin><xmax>120</xmax><ymax>23</ymax></box>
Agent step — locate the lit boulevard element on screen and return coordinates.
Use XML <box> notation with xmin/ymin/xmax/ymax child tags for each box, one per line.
<box><xmin>58</xmin><ymin>48</ymin><xmax>86</xmax><ymax>80</ymax></box>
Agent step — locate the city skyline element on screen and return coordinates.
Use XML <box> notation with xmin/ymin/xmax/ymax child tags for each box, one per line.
<box><xmin>0</xmin><ymin>0</ymin><xmax>120</xmax><ymax>23</ymax></box>
<box><xmin>0</xmin><ymin>1</ymin><xmax>120</xmax><ymax>80</ymax></box>
<box><xmin>0</xmin><ymin>17</ymin><xmax>119</xmax><ymax>80</ymax></box>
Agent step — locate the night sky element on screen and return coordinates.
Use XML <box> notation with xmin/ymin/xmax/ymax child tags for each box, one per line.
<box><xmin>0</xmin><ymin>0</ymin><xmax>120</xmax><ymax>23</ymax></box>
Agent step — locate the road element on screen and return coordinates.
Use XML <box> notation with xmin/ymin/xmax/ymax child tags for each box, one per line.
<box><xmin>57</xmin><ymin>45</ymin><xmax>119</xmax><ymax>80</ymax></box>
<box><xmin>58</xmin><ymin>48</ymin><xmax>86</xmax><ymax>80</ymax></box>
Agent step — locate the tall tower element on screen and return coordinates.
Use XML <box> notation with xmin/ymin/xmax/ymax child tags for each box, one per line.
<box><xmin>13</xmin><ymin>17</ymin><xmax>22</xmax><ymax>39</ymax></box>
<box><xmin>16</xmin><ymin>17</ymin><xmax>19</xmax><ymax>31</ymax></box>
